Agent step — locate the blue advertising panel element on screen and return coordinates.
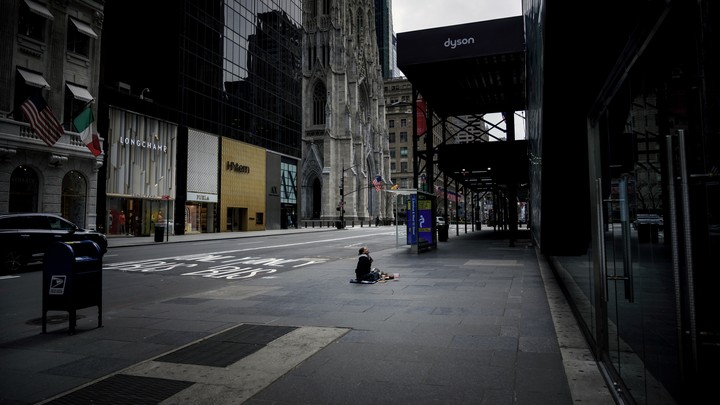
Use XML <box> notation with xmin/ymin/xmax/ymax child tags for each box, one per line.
<box><xmin>417</xmin><ymin>192</ymin><xmax>434</xmax><ymax>245</ymax></box>
<box><xmin>407</xmin><ymin>194</ymin><xmax>417</xmax><ymax>244</ymax></box>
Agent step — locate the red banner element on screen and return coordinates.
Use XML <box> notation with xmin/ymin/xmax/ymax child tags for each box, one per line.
<box><xmin>415</xmin><ymin>97</ymin><xmax>427</xmax><ymax>137</ymax></box>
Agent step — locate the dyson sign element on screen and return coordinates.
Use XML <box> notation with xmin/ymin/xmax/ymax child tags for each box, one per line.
<box><xmin>444</xmin><ymin>36</ymin><xmax>475</xmax><ymax>49</ymax></box>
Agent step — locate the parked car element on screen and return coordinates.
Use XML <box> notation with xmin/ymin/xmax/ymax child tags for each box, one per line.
<box><xmin>632</xmin><ymin>213</ymin><xmax>664</xmax><ymax>230</ymax></box>
<box><xmin>0</xmin><ymin>213</ymin><xmax>108</xmax><ymax>273</ymax></box>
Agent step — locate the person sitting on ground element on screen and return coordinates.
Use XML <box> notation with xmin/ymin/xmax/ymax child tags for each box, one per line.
<box><xmin>355</xmin><ymin>246</ymin><xmax>381</xmax><ymax>282</ymax></box>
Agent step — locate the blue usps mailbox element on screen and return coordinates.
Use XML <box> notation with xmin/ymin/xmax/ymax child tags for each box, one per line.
<box><xmin>42</xmin><ymin>240</ymin><xmax>103</xmax><ymax>334</ymax></box>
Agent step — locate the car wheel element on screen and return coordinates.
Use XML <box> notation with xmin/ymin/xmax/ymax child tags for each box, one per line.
<box><xmin>1</xmin><ymin>250</ymin><xmax>26</xmax><ymax>274</ymax></box>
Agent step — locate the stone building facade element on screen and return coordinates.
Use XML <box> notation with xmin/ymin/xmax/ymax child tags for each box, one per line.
<box><xmin>0</xmin><ymin>0</ymin><xmax>104</xmax><ymax>230</ymax></box>
<box><xmin>300</xmin><ymin>0</ymin><xmax>391</xmax><ymax>224</ymax></box>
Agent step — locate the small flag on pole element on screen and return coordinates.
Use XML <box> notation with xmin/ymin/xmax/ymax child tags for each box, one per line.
<box><xmin>372</xmin><ymin>175</ymin><xmax>383</xmax><ymax>191</ymax></box>
<box><xmin>73</xmin><ymin>107</ymin><xmax>102</xmax><ymax>156</ymax></box>
<box><xmin>20</xmin><ymin>94</ymin><xmax>64</xmax><ymax>146</ymax></box>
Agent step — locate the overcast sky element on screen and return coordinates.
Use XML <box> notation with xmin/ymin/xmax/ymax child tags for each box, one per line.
<box><xmin>392</xmin><ymin>0</ymin><xmax>522</xmax><ymax>33</ymax></box>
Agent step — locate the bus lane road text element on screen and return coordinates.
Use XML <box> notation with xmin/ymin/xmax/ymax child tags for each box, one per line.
<box><xmin>104</xmin><ymin>253</ymin><xmax>328</xmax><ymax>280</ymax></box>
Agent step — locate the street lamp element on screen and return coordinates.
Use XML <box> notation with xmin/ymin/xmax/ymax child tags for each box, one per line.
<box><xmin>338</xmin><ymin>164</ymin><xmax>357</xmax><ymax>229</ymax></box>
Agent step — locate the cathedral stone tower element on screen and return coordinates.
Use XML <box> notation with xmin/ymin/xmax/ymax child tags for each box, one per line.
<box><xmin>301</xmin><ymin>0</ymin><xmax>391</xmax><ymax>224</ymax></box>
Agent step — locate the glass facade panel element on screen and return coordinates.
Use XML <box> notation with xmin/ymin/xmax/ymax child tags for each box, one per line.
<box><xmin>179</xmin><ymin>0</ymin><xmax>302</xmax><ymax>158</ymax></box>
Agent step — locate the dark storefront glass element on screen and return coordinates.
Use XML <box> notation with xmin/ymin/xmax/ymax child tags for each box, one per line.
<box><xmin>532</xmin><ymin>3</ymin><xmax>719</xmax><ymax>404</ymax></box>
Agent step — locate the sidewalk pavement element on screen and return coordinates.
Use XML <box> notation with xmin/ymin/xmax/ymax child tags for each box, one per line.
<box><xmin>1</xmin><ymin>226</ymin><xmax>616</xmax><ymax>404</ymax></box>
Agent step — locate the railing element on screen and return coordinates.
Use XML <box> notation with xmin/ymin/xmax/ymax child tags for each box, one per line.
<box><xmin>299</xmin><ymin>219</ymin><xmax>400</xmax><ymax>229</ymax></box>
<box><xmin>0</xmin><ymin>117</ymin><xmax>102</xmax><ymax>155</ymax></box>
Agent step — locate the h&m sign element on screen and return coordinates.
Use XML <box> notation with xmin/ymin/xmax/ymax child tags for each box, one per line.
<box><xmin>226</xmin><ymin>161</ymin><xmax>250</xmax><ymax>173</ymax></box>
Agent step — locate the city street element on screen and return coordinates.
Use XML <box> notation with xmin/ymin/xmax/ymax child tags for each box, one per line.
<box><xmin>0</xmin><ymin>226</ymin><xmax>613</xmax><ymax>404</ymax></box>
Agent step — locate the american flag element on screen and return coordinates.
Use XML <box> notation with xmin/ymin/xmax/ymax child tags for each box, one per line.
<box><xmin>372</xmin><ymin>175</ymin><xmax>383</xmax><ymax>191</ymax></box>
<box><xmin>20</xmin><ymin>94</ymin><xmax>64</xmax><ymax>146</ymax></box>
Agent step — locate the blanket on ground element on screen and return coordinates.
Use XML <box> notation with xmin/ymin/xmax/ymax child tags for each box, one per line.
<box><xmin>350</xmin><ymin>278</ymin><xmax>377</xmax><ymax>284</ymax></box>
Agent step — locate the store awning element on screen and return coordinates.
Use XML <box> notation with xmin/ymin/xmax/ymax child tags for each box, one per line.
<box><xmin>17</xmin><ymin>68</ymin><xmax>50</xmax><ymax>89</ymax></box>
<box><xmin>66</xmin><ymin>83</ymin><xmax>94</xmax><ymax>102</ymax></box>
<box><xmin>70</xmin><ymin>18</ymin><xmax>98</xmax><ymax>39</ymax></box>
<box><xmin>24</xmin><ymin>0</ymin><xmax>53</xmax><ymax>20</ymax></box>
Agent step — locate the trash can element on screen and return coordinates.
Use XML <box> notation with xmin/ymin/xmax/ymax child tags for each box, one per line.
<box><xmin>42</xmin><ymin>240</ymin><xmax>103</xmax><ymax>334</ymax></box>
<box><xmin>154</xmin><ymin>224</ymin><xmax>165</xmax><ymax>242</ymax></box>
<box><xmin>438</xmin><ymin>224</ymin><xmax>449</xmax><ymax>242</ymax></box>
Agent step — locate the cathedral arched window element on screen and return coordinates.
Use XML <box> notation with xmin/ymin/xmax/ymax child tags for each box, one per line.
<box><xmin>347</xmin><ymin>7</ymin><xmax>353</xmax><ymax>36</ymax></box>
<box><xmin>313</xmin><ymin>82</ymin><xmax>326</xmax><ymax>125</ymax></box>
<box><xmin>308</xmin><ymin>0</ymin><xmax>316</xmax><ymax>18</ymax></box>
<box><xmin>322</xmin><ymin>0</ymin><xmax>331</xmax><ymax>15</ymax></box>
<box><xmin>356</xmin><ymin>8</ymin><xmax>363</xmax><ymax>44</ymax></box>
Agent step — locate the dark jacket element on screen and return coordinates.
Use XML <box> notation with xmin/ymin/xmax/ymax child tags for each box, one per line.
<box><xmin>355</xmin><ymin>253</ymin><xmax>374</xmax><ymax>280</ymax></box>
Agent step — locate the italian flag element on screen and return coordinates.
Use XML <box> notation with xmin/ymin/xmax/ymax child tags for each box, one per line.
<box><xmin>73</xmin><ymin>107</ymin><xmax>102</xmax><ymax>157</ymax></box>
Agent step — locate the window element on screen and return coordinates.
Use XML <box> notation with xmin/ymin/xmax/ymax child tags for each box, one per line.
<box><xmin>255</xmin><ymin>213</ymin><xmax>264</xmax><ymax>225</ymax></box>
<box><xmin>313</xmin><ymin>82</ymin><xmax>326</xmax><ymax>125</ymax></box>
<box><xmin>356</xmin><ymin>10</ymin><xmax>363</xmax><ymax>44</ymax></box>
<box><xmin>400</xmin><ymin>132</ymin><xmax>408</xmax><ymax>142</ymax></box>
<box><xmin>400</xmin><ymin>147</ymin><xmax>408</xmax><ymax>157</ymax></box>
<box><xmin>389</xmin><ymin>148</ymin><xmax>395</xmax><ymax>158</ymax></box>
<box><xmin>18</xmin><ymin>0</ymin><xmax>53</xmax><ymax>41</ymax></box>
<box><xmin>389</xmin><ymin>119</ymin><xmax>394</xmax><ymax>128</ymax></box>
<box><xmin>400</xmin><ymin>118</ymin><xmax>407</xmax><ymax>127</ymax></box>
<box><xmin>62</xmin><ymin>170</ymin><xmax>87</xmax><ymax>227</ymax></box>
<box><xmin>9</xmin><ymin>166</ymin><xmax>39</xmax><ymax>213</ymax></box>
<box><xmin>388</xmin><ymin>132</ymin><xmax>395</xmax><ymax>143</ymax></box>
<box><xmin>281</xmin><ymin>161</ymin><xmax>297</xmax><ymax>204</ymax></box>
<box><xmin>67</xmin><ymin>18</ymin><xmax>97</xmax><ymax>57</ymax></box>
<box><xmin>14</xmin><ymin>68</ymin><xmax>50</xmax><ymax>122</ymax></box>
<box><xmin>48</xmin><ymin>215</ymin><xmax>74</xmax><ymax>231</ymax></box>
<box><xmin>64</xmin><ymin>83</ymin><xmax>93</xmax><ymax>129</ymax></box>
<box><xmin>391</xmin><ymin>162</ymin><xmax>396</xmax><ymax>171</ymax></box>
<box><xmin>308</xmin><ymin>0</ymin><xmax>316</xmax><ymax>17</ymax></box>
<box><xmin>401</xmin><ymin>162</ymin><xmax>408</xmax><ymax>172</ymax></box>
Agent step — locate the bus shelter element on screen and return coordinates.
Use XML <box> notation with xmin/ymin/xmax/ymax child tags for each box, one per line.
<box><xmin>386</xmin><ymin>189</ymin><xmax>438</xmax><ymax>253</ymax></box>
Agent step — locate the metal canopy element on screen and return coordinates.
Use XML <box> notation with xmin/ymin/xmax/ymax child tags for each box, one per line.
<box><xmin>397</xmin><ymin>16</ymin><xmax>526</xmax><ymax>118</ymax></box>
<box><xmin>437</xmin><ymin>140</ymin><xmax>528</xmax><ymax>193</ymax></box>
<box><xmin>397</xmin><ymin>16</ymin><xmax>528</xmax><ymax>197</ymax></box>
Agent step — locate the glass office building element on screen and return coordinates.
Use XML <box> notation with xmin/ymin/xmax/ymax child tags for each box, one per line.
<box><xmin>99</xmin><ymin>0</ymin><xmax>303</xmax><ymax>234</ymax></box>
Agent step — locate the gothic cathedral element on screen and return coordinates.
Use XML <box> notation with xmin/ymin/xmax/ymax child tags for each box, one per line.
<box><xmin>301</xmin><ymin>0</ymin><xmax>391</xmax><ymax>224</ymax></box>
